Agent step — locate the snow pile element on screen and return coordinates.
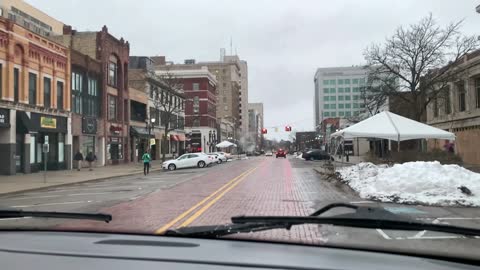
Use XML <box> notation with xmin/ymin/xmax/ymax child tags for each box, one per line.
<box><xmin>337</xmin><ymin>161</ymin><xmax>480</xmax><ymax>206</ymax></box>
<box><xmin>295</xmin><ymin>152</ymin><xmax>304</xmax><ymax>160</ymax></box>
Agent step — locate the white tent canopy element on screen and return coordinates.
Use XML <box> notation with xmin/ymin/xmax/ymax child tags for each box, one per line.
<box><xmin>216</xmin><ymin>141</ymin><xmax>237</xmax><ymax>148</ymax></box>
<box><xmin>331</xmin><ymin>111</ymin><xmax>455</xmax><ymax>141</ymax></box>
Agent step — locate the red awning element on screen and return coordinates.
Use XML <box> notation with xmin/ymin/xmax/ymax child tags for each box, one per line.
<box><xmin>177</xmin><ymin>134</ymin><xmax>186</xmax><ymax>141</ymax></box>
<box><xmin>170</xmin><ymin>134</ymin><xmax>179</xmax><ymax>141</ymax></box>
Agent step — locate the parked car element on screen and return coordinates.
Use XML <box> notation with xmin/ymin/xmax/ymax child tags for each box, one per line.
<box><xmin>162</xmin><ymin>153</ymin><xmax>211</xmax><ymax>171</ymax></box>
<box><xmin>265</xmin><ymin>151</ymin><xmax>273</xmax><ymax>156</ymax></box>
<box><xmin>302</xmin><ymin>149</ymin><xmax>334</xmax><ymax>161</ymax></box>
<box><xmin>276</xmin><ymin>149</ymin><xmax>287</xmax><ymax>158</ymax></box>
<box><xmin>211</xmin><ymin>152</ymin><xmax>228</xmax><ymax>163</ymax></box>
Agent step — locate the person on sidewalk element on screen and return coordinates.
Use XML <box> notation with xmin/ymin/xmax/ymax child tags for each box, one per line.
<box><xmin>85</xmin><ymin>152</ymin><xmax>97</xmax><ymax>171</ymax></box>
<box><xmin>142</xmin><ymin>150</ymin><xmax>152</xmax><ymax>176</ymax></box>
<box><xmin>73</xmin><ymin>151</ymin><xmax>84</xmax><ymax>171</ymax></box>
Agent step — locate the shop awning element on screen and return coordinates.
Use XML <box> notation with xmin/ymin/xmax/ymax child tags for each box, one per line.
<box><xmin>130</xmin><ymin>126</ymin><xmax>154</xmax><ymax>138</ymax></box>
<box><xmin>170</xmin><ymin>134</ymin><xmax>179</xmax><ymax>141</ymax></box>
<box><xmin>177</xmin><ymin>134</ymin><xmax>186</xmax><ymax>141</ymax></box>
<box><xmin>16</xmin><ymin>111</ymin><xmax>37</xmax><ymax>133</ymax></box>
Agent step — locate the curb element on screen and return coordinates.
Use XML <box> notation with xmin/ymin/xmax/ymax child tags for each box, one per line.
<box><xmin>0</xmin><ymin>167</ymin><xmax>164</xmax><ymax>197</ymax></box>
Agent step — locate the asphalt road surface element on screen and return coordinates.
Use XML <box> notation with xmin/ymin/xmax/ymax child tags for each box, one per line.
<box><xmin>0</xmin><ymin>156</ymin><xmax>479</xmax><ymax>258</ymax></box>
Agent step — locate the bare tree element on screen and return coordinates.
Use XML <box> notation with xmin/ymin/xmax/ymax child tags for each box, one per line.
<box><xmin>364</xmin><ymin>14</ymin><xmax>479</xmax><ymax>121</ymax></box>
<box><xmin>148</xmin><ymin>70</ymin><xmax>185</xmax><ymax>162</ymax></box>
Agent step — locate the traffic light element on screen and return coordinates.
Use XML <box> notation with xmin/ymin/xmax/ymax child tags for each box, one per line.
<box><xmin>261</xmin><ymin>128</ymin><xmax>267</xmax><ymax>134</ymax></box>
<box><xmin>285</xmin><ymin>125</ymin><xmax>292</xmax><ymax>132</ymax></box>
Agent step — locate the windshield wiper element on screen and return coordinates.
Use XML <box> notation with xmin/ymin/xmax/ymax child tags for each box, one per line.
<box><xmin>0</xmin><ymin>209</ymin><xmax>112</xmax><ymax>223</ymax></box>
<box><xmin>165</xmin><ymin>203</ymin><xmax>480</xmax><ymax>237</ymax></box>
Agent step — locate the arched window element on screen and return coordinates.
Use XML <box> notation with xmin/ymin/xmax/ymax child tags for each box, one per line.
<box><xmin>108</xmin><ymin>54</ymin><xmax>119</xmax><ymax>87</ymax></box>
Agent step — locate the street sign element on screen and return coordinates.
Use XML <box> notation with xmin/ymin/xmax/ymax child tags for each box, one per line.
<box><xmin>150</xmin><ymin>138</ymin><xmax>156</xmax><ymax>145</ymax></box>
<box><xmin>45</xmin><ymin>135</ymin><xmax>49</xmax><ymax>145</ymax></box>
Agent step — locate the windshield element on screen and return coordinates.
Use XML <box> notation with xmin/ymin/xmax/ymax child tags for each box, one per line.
<box><xmin>1</xmin><ymin>0</ymin><xmax>480</xmax><ymax>262</ymax></box>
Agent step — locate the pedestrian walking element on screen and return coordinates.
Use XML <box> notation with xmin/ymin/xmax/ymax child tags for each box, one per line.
<box><xmin>142</xmin><ymin>150</ymin><xmax>152</xmax><ymax>176</ymax></box>
<box><xmin>86</xmin><ymin>151</ymin><xmax>97</xmax><ymax>171</ymax></box>
<box><xmin>73</xmin><ymin>151</ymin><xmax>84</xmax><ymax>171</ymax></box>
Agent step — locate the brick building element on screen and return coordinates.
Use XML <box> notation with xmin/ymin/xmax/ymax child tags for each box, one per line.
<box><xmin>51</xmin><ymin>25</ymin><xmax>130</xmax><ymax>165</ymax></box>
<box><xmin>0</xmin><ymin>17</ymin><xmax>71</xmax><ymax>175</ymax></box>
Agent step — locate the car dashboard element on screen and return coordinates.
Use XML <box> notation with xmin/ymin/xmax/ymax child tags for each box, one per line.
<box><xmin>0</xmin><ymin>231</ymin><xmax>478</xmax><ymax>270</ymax></box>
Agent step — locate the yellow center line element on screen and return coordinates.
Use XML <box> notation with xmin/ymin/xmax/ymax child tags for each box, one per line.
<box><xmin>178</xmin><ymin>165</ymin><xmax>259</xmax><ymax>228</ymax></box>
<box><xmin>154</xmin><ymin>166</ymin><xmax>258</xmax><ymax>234</ymax></box>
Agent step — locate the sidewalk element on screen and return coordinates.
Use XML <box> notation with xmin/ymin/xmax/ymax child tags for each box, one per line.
<box><xmin>0</xmin><ymin>160</ymin><xmax>165</xmax><ymax>195</ymax></box>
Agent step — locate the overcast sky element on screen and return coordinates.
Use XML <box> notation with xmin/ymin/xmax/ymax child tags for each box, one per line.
<box><xmin>29</xmin><ymin>0</ymin><xmax>480</xmax><ymax>140</ymax></box>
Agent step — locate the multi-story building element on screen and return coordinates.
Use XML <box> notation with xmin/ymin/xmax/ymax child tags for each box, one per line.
<box><xmin>0</xmin><ymin>0</ymin><xmax>64</xmax><ymax>37</ymax></box>
<box><xmin>247</xmin><ymin>103</ymin><xmax>263</xmax><ymax>151</ymax></box>
<box><xmin>51</xmin><ymin>25</ymin><xmax>130</xmax><ymax>166</ymax></box>
<box><xmin>224</xmin><ymin>55</ymin><xmax>248</xmax><ymax>136</ymax></box>
<box><xmin>128</xmin><ymin>57</ymin><xmax>186</xmax><ymax>160</ymax></box>
<box><xmin>0</xmin><ymin>17</ymin><xmax>71</xmax><ymax>175</ymax></box>
<box><xmin>314</xmin><ymin>66</ymin><xmax>368</xmax><ymax>128</ymax></box>
<box><xmin>427</xmin><ymin>49</ymin><xmax>480</xmax><ymax>166</ymax></box>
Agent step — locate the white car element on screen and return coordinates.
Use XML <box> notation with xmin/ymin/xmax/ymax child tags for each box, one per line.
<box><xmin>162</xmin><ymin>153</ymin><xmax>211</xmax><ymax>171</ymax></box>
<box><xmin>265</xmin><ymin>151</ymin><xmax>273</xmax><ymax>156</ymax></box>
<box><xmin>211</xmin><ymin>152</ymin><xmax>228</xmax><ymax>163</ymax></box>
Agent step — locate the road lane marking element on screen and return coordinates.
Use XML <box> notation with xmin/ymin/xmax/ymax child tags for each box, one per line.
<box><xmin>376</xmin><ymin>229</ymin><xmax>391</xmax><ymax>239</ymax></box>
<box><xmin>178</xmin><ymin>167</ymin><xmax>259</xmax><ymax>228</ymax></box>
<box><xmin>154</xmin><ymin>166</ymin><xmax>258</xmax><ymax>234</ymax></box>
<box><xmin>11</xmin><ymin>201</ymin><xmax>93</xmax><ymax>208</ymax></box>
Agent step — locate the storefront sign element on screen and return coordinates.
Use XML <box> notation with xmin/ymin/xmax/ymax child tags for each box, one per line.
<box><xmin>40</xmin><ymin>117</ymin><xmax>57</xmax><ymax>129</ymax></box>
<box><xmin>82</xmin><ymin>117</ymin><xmax>97</xmax><ymax>134</ymax></box>
<box><xmin>0</xmin><ymin>108</ymin><xmax>10</xmax><ymax>128</ymax></box>
<box><xmin>150</xmin><ymin>138</ymin><xmax>156</xmax><ymax>145</ymax></box>
<box><xmin>110</xmin><ymin>125</ymin><xmax>123</xmax><ymax>134</ymax></box>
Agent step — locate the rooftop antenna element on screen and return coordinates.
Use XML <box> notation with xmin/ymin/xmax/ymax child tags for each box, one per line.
<box><xmin>230</xmin><ymin>37</ymin><xmax>233</xmax><ymax>55</ymax></box>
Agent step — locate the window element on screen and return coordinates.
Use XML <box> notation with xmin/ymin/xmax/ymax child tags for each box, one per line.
<box><xmin>223</xmin><ymin>82</ymin><xmax>226</xmax><ymax>87</ymax></box>
<box><xmin>323</xmin><ymin>80</ymin><xmax>329</xmax><ymax>85</ymax></box>
<box><xmin>433</xmin><ymin>98</ymin><xmax>439</xmax><ymax>117</ymax></box>
<box><xmin>476</xmin><ymin>79</ymin><xmax>480</xmax><ymax>108</ymax></box>
<box><xmin>57</xmin><ymin>81</ymin><xmax>64</xmax><ymax>110</ymax></box>
<box><xmin>323</xmin><ymin>112</ymin><xmax>330</xmax><ymax>117</ymax></box>
<box><xmin>330</xmin><ymin>96</ymin><xmax>336</xmax><ymax>101</ymax></box>
<box><xmin>72</xmin><ymin>72</ymin><xmax>83</xmax><ymax>114</ymax></box>
<box><xmin>338</xmin><ymin>88</ymin><xmax>344</xmax><ymax>93</ymax></box>
<box><xmin>323</xmin><ymin>88</ymin><xmax>329</xmax><ymax>93</ymax></box>
<box><xmin>360</xmin><ymin>103</ymin><xmax>365</xmax><ymax>108</ymax></box>
<box><xmin>108</xmin><ymin>61</ymin><xmax>117</xmax><ymax>87</ymax></box>
<box><xmin>354</xmin><ymin>111</ymin><xmax>360</xmax><ymax>116</ymax></box>
<box><xmin>193</xmin><ymin>83</ymin><xmax>200</xmax><ymax>90</ymax></box>
<box><xmin>344</xmin><ymin>79</ymin><xmax>350</xmax><ymax>84</ymax></box>
<box><xmin>28</xmin><ymin>73</ymin><xmax>37</xmax><ymax>105</ymax></box>
<box><xmin>353</xmin><ymin>95</ymin><xmax>359</xmax><ymax>100</ymax></box>
<box><xmin>345</xmin><ymin>95</ymin><xmax>351</xmax><ymax>101</ymax></box>
<box><xmin>338</xmin><ymin>96</ymin><xmax>344</xmax><ymax>101</ymax></box>
<box><xmin>44</xmin><ymin>77</ymin><xmax>51</xmax><ymax>108</ymax></box>
<box><xmin>353</xmin><ymin>103</ymin><xmax>359</xmax><ymax>108</ymax></box>
<box><xmin>324</xmin><ymin>104</ymin><xmax>329</xmax><ymax>109</ymax></box>
<box><xmin>352</xmin><ymin>79</ymin><xmax>359</xmax><ymax>84</ymax></box>
<box><xmin>193</xmin><ymin>96</ymin><xmax>199</xmax><ymax>113</ymax></box>
<box><xmin>445</xmin><ymin>88</ymin><xmax>451</xmax><ymax>114</ymax></box>
<box><xmin>338</xmin><ymin>104</ymin><xmax>344</xmax><ymax>109</ymax></box>
<box><xmin>86</xmin><ymin>78</ymin><xmax>99</xmax><ymax>116</ymax></box>
<box><xmin>108</xmin><ymin>95</ymin><xmax>117</xmax><ymax>120</ymax></box>
<box><xmin>353</xmin><ymin>87</ymin><xmax>359</xmax><ymax>92</ymax></box>
<box><xmin>345</xmin><ymin>103</ymin><xmax>351</xmax><ymax>109</ymax></box>
<box><xmin>338</xmin><ymin>79</ymin><xmax>344</xmax><ymax>85</ymax></box>
<box><xmin>193</xmin><ymin>119</ymin><xmax>200</xmax><ymax>127</ymax></box>
<box><xmin>331</xmin><ymin>112</ymin><xmax>337</xmax><ymax>117</ymax></box>
<box><xmin>344</xmin><ymin>87</ymin><xmax>350</xmax><ymax>93</ymax></box>
<box><xmin>339</xmin><ymin>111</ymin><xmax>345</xmax><ymax>116</ymax></box>
<box><xmin>329</xmin><ymin>79</ymin><xmax>335</xmax><ymax>85</ymax></box>
<box><xmin>359</xmin><ymin>78</ymin><xmax>365</xmax><ymax>84</ymax></box>
<box><xmin>14</xmin><ymin>68</ymin><xmax>19</xmax><ymax>102</ymax></box>
<box><xmin>323</xmin><ymin>96</ymin><xmax>329</xmax><ymax>101</ymax></box>
<box><xmin>458</xmin><ymin>82</ymin><xmax>466</xmax><ymax>112</ymax></box>
<box><xmin>330</xmin><ymin>88</ymin><xmax>336</xmax><ymax>93</ymax></box>
<box><xmin>224</xmin><ymin>105</ymin><xmax>228</xmax><ymax>111</ymax></box>
<box><xmin>330</xmin><ymin>104</ymin><xmax>336</xmax><ymax>109</ymax></box>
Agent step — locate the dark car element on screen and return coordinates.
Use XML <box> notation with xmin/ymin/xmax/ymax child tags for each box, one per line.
<box><xmin>302</xmin><ymin>149</ymin><xmax>334</xmax><ymax>161</ymax></box>
<box><xmin>276</xmin><ymin>149</ymin><xmax>287</xmax><ymax>158</ymax></box>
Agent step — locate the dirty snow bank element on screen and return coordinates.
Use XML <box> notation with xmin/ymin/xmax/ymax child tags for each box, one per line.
<box><xmin>337</xmin><ymin>161</ymin><xmax>480</xmax><ymax>206</ymax></box>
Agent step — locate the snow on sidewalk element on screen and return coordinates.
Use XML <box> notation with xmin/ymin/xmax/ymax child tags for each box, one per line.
<box><xmin>337</xmin><ymin>161</ymin><xmax>480</xmax><ymax>206</ymax></box>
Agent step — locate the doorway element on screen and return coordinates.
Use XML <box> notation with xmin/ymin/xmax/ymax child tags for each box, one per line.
<box><xmin>15</xmin><ymin>134</ymin><xmax>24</xmax><ymax>173</ymax></box>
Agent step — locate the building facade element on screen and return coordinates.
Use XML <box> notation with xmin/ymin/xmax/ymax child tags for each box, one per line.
<box><xmin>224</xmin><ymin>55</ymin><xmax>248</xmax><ymax>136</ymax></box>
<box><xmin>314</xmin><ymin>66</ymin><xmax>368</xmax><ymax>127</ymax></box>
<box><xmin>247</xmin><ymin>103</ymin><xmax>263</xmax><ymax>151</ymax></box>
<box><xmin>427</xmin><ymin>50</ymin><xmax>480</xmax><ymax>166</ymax></box>
<box><xmin>0</xmin><ymin>17</ymin><xmax>71</xmax><ymax>175</ymax></box>
<box><xmin>52</xmin><ymin>25</ymin><xmax>131</xmax><ymax>165</ymax></box>
<box><xmin>0</xmin><ymin>0</ymin><xmax>64</xmax><ymax>37</ymax></box>
<box><xmin>70</xmin><ymin>49</ymin><xmax>102</xmax><ymax>169</ymax></box>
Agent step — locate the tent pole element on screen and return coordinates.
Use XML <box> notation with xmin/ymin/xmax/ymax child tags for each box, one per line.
<box><xmin>397</xmin><ymin>134</ymin><xmax>400</xmax><ymax>152</ymax></box>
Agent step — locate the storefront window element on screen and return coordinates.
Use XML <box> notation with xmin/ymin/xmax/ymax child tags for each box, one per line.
<box><xmin>58</xmin><ymin>133</ymin><xmax>65</xmax><ymax>163</ymax></box>
<box><xmin>30</xmin><ymin>135</ymin><xmax>36</xmax><ymax>164</ymax></box>
<box><xmin>82</xmin><ymin>136</ymin><xmax>95</xmax><ymax>156</ymax></box>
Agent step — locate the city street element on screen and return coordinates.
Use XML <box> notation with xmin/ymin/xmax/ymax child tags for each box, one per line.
<box><xmin>0</xmin><ymin>156</ymin><xmax>479</xmax><ymax>257</ymax></box>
